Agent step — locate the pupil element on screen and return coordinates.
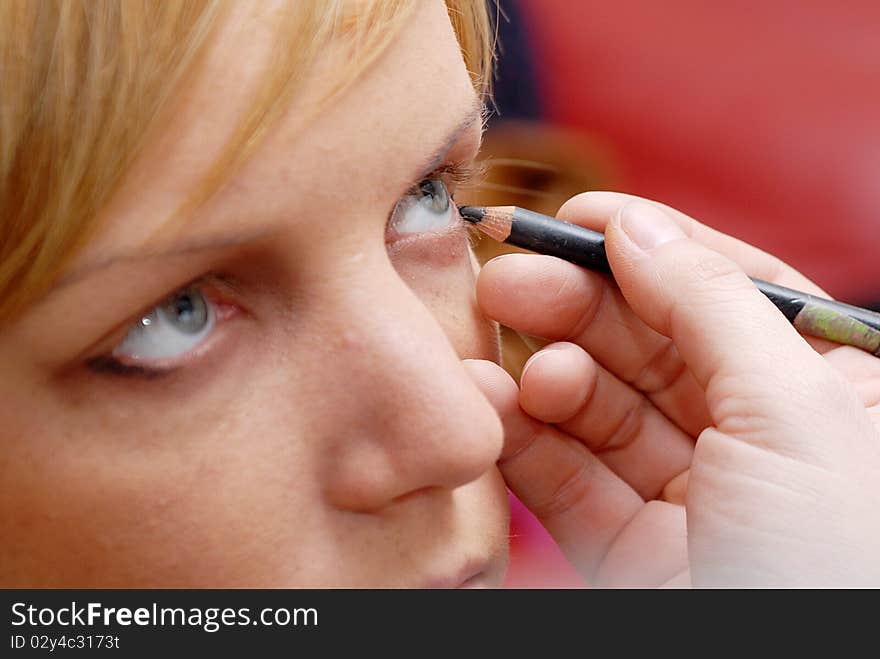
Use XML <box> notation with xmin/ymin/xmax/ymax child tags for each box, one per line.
<box><xmin>162</xmin><ymin>288</ymin><xmax>208</xmax><ymax>334</ymax></box>
<box><xmin>175</xmin><ymin>296</ymin><xmax>194</xmax><ymax>318</ymax></box>
<box><xmin>419</xmin><ymin>178</ymin><xmax>448</xmax><ymax>213</ymax></box>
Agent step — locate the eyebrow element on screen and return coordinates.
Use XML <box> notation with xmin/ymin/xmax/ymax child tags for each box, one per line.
<box><xmin>411</xmin><ymin>97</ymin><xmax>486</xmax><ymax>181</ymax></box>
<box><xmin>54</xmin><ymin>98</ymin><xmax>487</xmax><ymax>291</ymax></box>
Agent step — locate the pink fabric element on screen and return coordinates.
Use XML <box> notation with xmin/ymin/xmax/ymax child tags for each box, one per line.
<box><xmin>503</xmin><ymin>493</ymin><xmax>585</xmax><ymax>588</ymax></box>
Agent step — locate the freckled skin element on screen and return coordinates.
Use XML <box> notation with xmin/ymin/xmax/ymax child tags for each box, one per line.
<box><xmin>0</xmin><ymin>1</ymin><xmax>509</xmax><ymax>587</ymax></box>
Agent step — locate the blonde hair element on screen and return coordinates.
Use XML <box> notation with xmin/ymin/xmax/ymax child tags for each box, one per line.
<box><xmin>0</xmin><ymin>0</ymin><xmax>493</xmax><ymax>322</ymax></box>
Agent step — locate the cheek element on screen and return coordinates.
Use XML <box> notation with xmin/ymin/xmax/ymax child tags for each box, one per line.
<box><xmin>0</xmin><ymin>370</ymin><xmax>323</xmax><ymax>586</ymax></box>
<box><xmin>391</xmin><ymin>243</ymin><xmax>500</xmax><ymax>364</ymax></box>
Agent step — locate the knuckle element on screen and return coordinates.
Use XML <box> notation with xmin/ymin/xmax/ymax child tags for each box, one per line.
<box><xmin>557</xmin><ymin>190</ymin><xmax>601</xmax><ymax>218</ymax></box>
<box><xmin>564</xmin><ymin>274</ymin><xmax>607</xmax><ymax>341</ymax></box>
<box><xmin>596</xmin><ymin>398</ymin><xmax>646</xmax><ymax>452</ymax></box>
<box><xmin>631</xmin><ymin>339</ymin><xmax>688</xmax><ymax>395</ymax></box>
<box><xmin>529</xmin><ymin>457</ymin><xmax>596</xmax><ymax>520</ymax></box>
<box><xmin>549</xmin><ymin>266</ymin><xmax>581</xmax><ymax>305</ymax></box>
<box><xmin>687</xmin><ymin>252</ymin><xmax>746</xmax><ymax>291</ymax></box>
<box><xmin>763</xmin><ymin>253</ymin><xmax>786</xmax><ymax>283</ymax></box>
<box><xmin>661</xmin><ymin>250</ymin><xmax>753</xmax><ymax>332</ymax></box>
<box><xmin>498</xmin><ymin>413</ymin><xmax>544</xmax><ymax>466</ymax></box>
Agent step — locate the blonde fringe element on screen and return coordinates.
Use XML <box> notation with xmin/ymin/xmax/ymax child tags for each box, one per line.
<box><xmin>0</xmin><ymin>0</ymin><xmax>493</xmax><ymax>323</ymax></box>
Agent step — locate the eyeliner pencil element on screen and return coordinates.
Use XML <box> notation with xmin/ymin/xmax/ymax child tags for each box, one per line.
<box><xmin>459</xmin><ymin>205</ymin><xmax>880</xmax><ymax>357</ymax></box>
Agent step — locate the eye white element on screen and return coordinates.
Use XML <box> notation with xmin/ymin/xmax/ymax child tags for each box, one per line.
<box><xmin>113</xmin><ymin>287</ymin><xmax>215</xmax><ymax>361</ymax></box>
<box><xmin>390</xmin><ymin>178</ymin><xmax>455</xmax><ymax>234</ymax></box>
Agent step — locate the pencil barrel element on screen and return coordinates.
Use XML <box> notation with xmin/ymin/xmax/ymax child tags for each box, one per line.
<box><xmin>495</xmin><ymin>205</ymin><xmax>880</xmax><ymax>356</ymax></box>
<box><xmin>508</xmin><ymin>208</ymin><xmax>611</xmax><ymax>273</ymax></box>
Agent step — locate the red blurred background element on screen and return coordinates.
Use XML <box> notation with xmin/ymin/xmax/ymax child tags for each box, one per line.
<box><xmin>484</xmin><ymin>0</ymin><xmax>880</xmax><ymax>587</ymax></box>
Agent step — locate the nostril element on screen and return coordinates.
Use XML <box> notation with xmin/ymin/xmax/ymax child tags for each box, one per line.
<box><xmin>322</xmin><ymin>361</ymin><xmax>507</xmax><ymax>512</ymax></box>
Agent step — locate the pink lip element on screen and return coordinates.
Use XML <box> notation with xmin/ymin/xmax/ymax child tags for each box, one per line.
<box><xmin>422</xmin><ymin>559</ymin><xmax>492</xmax><ymax>589</ymax></box>
<box><xmin>456</xmin><ymin>571</ymin><xmax>491</xmax><ymax>589</ymax></box>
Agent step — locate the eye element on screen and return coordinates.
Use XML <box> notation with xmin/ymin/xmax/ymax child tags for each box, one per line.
<box><xmin>388</xmin><ymin>178</ymin><xmax>456</xmax><ymax>236</ymax></box>
<box><xmin>111</xmin><ymin>286</ymin><xmax>216</xmax><ymax>362</ymax></box>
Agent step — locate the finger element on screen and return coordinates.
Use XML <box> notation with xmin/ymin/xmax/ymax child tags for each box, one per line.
<box><xmin>821</xmin><ymin>345</ymin><xmax>880</xmax><ymax>408</ymax></box>
<box><xmin>660</xmin><ymin>570</ymin><xmax>692</xmax><ymax>588</ymax></box>
<box><xmin>661</xmin><ymin>470</ymin><xmax>689</xmax><ymax>506</ymax></box>
<box><xmin>605</xmin><ymin>199</ymin><xmax>872</xmax><ymax>461</ymax></box>
<box><xmin>557</xmin><ymin>190</ymin><xmax>839</xmax><ymax>354</ymax></box>
<box><xmin>558</xmin><ymin>191</ymin><xmax>830</xmax><ymax>296</ymax></box>
<box><xmin>519</xmin><ymin>342</ymin><xmax>693</xmax><ymax>499</ymax></box>
<box><xmin>822</xmin><ymin>346</ymin><xmax>880</xmax><ymax>428</ymax></box>
<box><xmin>593</xmin><ymin>501</ymin><xmax>689</xmax><ymax>588</ymax></box>
<box><xmin>477</xmin><ymin>253</ymin><xmax>712</xmax><ymax>436</ymax></box>
<box><xmin>462</xmin><ymin>358</ymin><xmax>644</xmax><ymax>579</ymax></box>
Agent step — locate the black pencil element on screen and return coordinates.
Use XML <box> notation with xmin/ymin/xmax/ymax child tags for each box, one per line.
<box><xmin>460</xmin><ymin>205</ymin><xmax>880</xmax><ymax>357</ymax></box>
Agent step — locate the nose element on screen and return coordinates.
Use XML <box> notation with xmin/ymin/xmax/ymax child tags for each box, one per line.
<box><xmin>315</xmin><ymin>272</ymin><xmax>504</xmax><ymax>513</ymax></box>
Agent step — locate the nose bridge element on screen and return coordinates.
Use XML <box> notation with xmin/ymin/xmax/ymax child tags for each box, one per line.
<box><xmin>316</xmin><ymin>270</ymin><xmax>503</xmax><ymax>512</ymax></box>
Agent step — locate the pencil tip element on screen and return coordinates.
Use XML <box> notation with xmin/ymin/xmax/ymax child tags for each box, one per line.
<box><xmin>458</xmin><ymin>206</ymin><xmax>486</xmax><ymax>223</ymax></box>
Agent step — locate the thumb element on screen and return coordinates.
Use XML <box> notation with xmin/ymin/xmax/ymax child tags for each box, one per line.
<box><xmin>604</xmin><ymin>200</ymin><xmax>866</xmax><ymax>458</ymax></box>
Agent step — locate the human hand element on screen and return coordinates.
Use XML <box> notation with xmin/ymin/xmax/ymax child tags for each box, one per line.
<box><xmin>464</xmin><ymin>191</ymin><xmax>880</xmax><ymax>587</ymax></box>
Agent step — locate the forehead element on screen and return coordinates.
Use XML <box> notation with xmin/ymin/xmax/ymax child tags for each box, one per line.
<box><xmin>77</xmin><ymin>0</ymin><xmax>476</xmax><ymax>262</ymax></box>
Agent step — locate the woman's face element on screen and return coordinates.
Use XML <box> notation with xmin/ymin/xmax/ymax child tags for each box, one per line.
<box><xmin>0</xmin><ymin>1</ymin><xmax>510</xmax><ymax>587</ymax></box>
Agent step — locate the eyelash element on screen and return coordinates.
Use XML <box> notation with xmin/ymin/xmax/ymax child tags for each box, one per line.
<box><xmin>412</xmin><ymin>160</ymin><xmax>484</xmax><ymax>247</ymax></box>
<box><xmin>424</xmin><ymin>160</ymin><xmax>482</xmax><ymax>192</ymax></box>
<box><xmin>388</xmin><ymin>160</ymin><xmax>482</xmax><ymax>226</ymax></box>
<box><xmin>85</xmin><ymin>160</ymin><xmax>482</xmax><ymax>380</ymax></box>
<box><xmin>86</xmin><ymin>355</ymin><xmax>174</xmax><ymax>379</ymax></box>
<box><xmin>84</xmin><ymin>276</ymin><xmax>238</xmax><ymax>379</ymax></box>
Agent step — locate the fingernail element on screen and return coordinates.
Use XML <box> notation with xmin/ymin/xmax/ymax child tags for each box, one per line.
<box><xmin>487</xmin><ymin>253</ymin><xmax>518</xmax><ymax>265</ymax></box>
<box><xmin>519</xmin><ymin>342</ymin><xmax>571</xmax><ymax>384</ymax></box>
<box><xmin>618</xmin><ymin>201</ymin><xmax>686</xmax><ymax>251</ymax></box>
